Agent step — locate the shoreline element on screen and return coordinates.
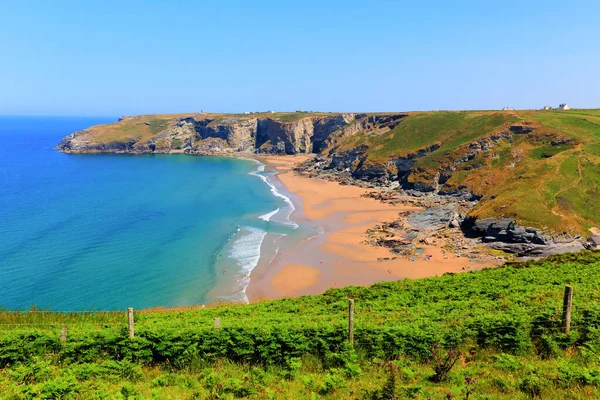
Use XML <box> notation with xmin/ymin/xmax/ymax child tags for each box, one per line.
<box><xmin>246</xmin><ymin>155</ymin><xmax>498</xmax><ymax>301</ymax></box>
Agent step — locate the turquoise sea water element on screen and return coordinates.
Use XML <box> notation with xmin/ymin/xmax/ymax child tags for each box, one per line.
<box><xmin>0</xmin><ymin>116</ymin><xmax>299</xmax><ymax>310</ymax></box>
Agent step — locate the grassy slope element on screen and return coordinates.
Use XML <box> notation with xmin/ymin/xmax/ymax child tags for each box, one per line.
<box><xmin>469</xmin><ymin>110</ymin><xmax>600</xmax><ymax>234</ymax></box>
<box><xmin>2</xmin><ymin>252</ymin><xmax>600</xmax><ymax>398</ymax></box>
<box><xmin>327</xmin><ymin>109</ymin><xmax>600</xmax><ymax>235</ymax></box>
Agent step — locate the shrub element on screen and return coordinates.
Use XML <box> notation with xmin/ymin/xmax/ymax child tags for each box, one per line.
<box><xmin>492</xmin><ymin>353</ymin><xmax>524</xmax><ymax>371</ymax></box>
<box><xmin>40</xmin><ymin>376</ymin><xmax>80</xmax><ymax>399</ymax></box>
<box><xmin>317</xmin><ymin>373</ymin><xmax>345</xmax><ymax>395</ymax></box>
<box><xmin>471</xmin><ymin>315</ymin><xmax>530</xmax><ymax>354</ymax></box>
<box><xmin>283</xmin><ymin>357</ymin><xmax>302</xmax><ymax>380</ymax></box>
<box><xmin>519</xmin><ymin>375</ymin><xmax>543</xmax><ymax>399</ymax></box>
<box><xmin>426</xmin><ymin>342</ymin><xmax>462</xmax><ymax>383</ymax></box>
<box><xmin>536</xmin><ymin>334</ymin><xmax>560</xmax><ymax>359</ymax></box>
<box><xmin>363</xmin><ymin>362</ymin><xmax>397</xmax><ymax>400</ymax></box>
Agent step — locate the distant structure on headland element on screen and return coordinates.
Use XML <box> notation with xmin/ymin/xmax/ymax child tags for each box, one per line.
<box><xmin>501</xmin><ymin>107</ymin><xmax>514</xmax><ymax>111</ymax></box>
<box><xmin>541</xmin><ymin>104</ymin><xmax>570</xmax><ymax>111</ymax></box>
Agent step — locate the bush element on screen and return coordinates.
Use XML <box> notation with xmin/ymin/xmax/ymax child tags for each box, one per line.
<box><xmin>519</xmin><ymin>375</ymin><xmax>543</xmax><ymax>399</ymax></box>
<box><xmin>471</xmin><ymin>315</ymin><xmax>531</xmax><ymax>354</ymax></box>
<box><xmin>363</xmin><ymin>362</ymin><xmax>397</xmax><ymax>400</ymax></box>
<box><xmin>426</xmin><ymin>342</ymin><xmax>462</xmax><ymax>383</ymax></box>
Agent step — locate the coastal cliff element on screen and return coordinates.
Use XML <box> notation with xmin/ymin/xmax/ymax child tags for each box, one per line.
<box><xmin>57</xmin><ymin>110</ymin><xmax>600</xmax><ymax>255</ymax></box>
<box><xmin>56</xmin><ymin>112</ymin><xmax>358</xmax><ymax>155</ymax></box>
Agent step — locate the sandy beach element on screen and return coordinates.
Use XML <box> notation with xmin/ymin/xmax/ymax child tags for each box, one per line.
<box><xmin>246</xmin><ymin>155</ymin><xmax>495</xmax><ymax>301</ymax></box>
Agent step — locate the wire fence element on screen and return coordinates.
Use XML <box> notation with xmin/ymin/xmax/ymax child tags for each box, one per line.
<box><xmin>1</xmin><ymin>286</ymin><xmax>597</xmax><ymax>342</ymax></box>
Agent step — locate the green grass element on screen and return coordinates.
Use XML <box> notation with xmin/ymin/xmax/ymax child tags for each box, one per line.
<box><xmin>148</xmin><ymin>119</ymin><xmax>170</xmax><ymax>135</ymax></box>
<box><xmin>345</xmin><ymin>111</ymin><xmax>517</xmax><ymax>162</ymax></box>
<box><xmin>2</xmin><ymin>253</ymin><xmax>600</xmax><ymax>398</ymax></box>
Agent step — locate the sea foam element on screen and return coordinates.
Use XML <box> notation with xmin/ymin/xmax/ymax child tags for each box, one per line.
<box><xmin>221</xmin><ymin>160</ymin><xmax>302</xmax><ymax>303</ymax></box>
<box><xmin>248</xmin><ymin>161</ymin><xmax>299</xmax><ymax>228</ymax></box>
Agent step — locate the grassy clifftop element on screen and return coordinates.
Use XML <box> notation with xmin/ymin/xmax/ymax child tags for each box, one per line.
<box><xmin>2</xmin><ymin>252</ymin><xmax>600</xmax><ymax>398</ymax></box>
<box><xmin>320</xmin><ymin>109</ymin><xmax>600</xmax><ymax>235</ymax></box>
<box><xmin>68</xmin><ymin>112</ymin><xmax>334</xmax><ymax>145</ymax></box>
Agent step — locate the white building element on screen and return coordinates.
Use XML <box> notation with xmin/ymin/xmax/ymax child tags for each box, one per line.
<box><xmin>558</xmin><ymin>103</ymin><xmax>570</xmax><ymax>110</ymax></box>
<box><xmin>542</xmin><ymin>106</ymin><xmax>552</xmax><ymax>110</ymax></box>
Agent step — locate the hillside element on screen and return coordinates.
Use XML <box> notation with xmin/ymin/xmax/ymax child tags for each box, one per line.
<box><xmin>2</xmin><ymin>252</ymin><xmax>600</xmax><ymax>398</ymax></box>
<box><xmin>56</xmin><ymin>109</ymin><xmax>600</xmax><ymax>242</ymax></box>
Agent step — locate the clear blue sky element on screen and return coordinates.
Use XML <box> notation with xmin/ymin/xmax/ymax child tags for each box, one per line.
<box><xmin>1</xmin><ymin>0</ymin><xmax>598</xmax><ymax>116</ymax></box>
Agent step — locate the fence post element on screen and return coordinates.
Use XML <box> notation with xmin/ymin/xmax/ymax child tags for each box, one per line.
<box><xmin>60</xmin><ymin>327</ymin><xmax>67</xmax><ymax>343</ymax></box>
<box><xmin>348</xmin><ymin>299</ymin><xmax>355</xmax><ymax>346</ymax></box>
<box><xmin>562</xmin><ymin>285</ymin><xmax>573</xmax><ymax>334</ymax></box>
<box><xmin>128</xmin><ymin>308</ymin><xmax>135</xmax><ymax>339</ymax></box>
<box><xmin>214</xmin><ymin>317</ymin><xmax>221</xmax><ymax>330</ymax></box>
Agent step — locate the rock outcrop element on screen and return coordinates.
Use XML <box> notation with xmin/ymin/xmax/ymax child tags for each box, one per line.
<box><xmin>465</xmin><ymin>217</ymin><xmax>583</xmax><ymax>257</ymax></box>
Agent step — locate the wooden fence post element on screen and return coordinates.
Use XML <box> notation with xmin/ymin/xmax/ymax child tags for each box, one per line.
<box><xmin>348</xmin><ymin>299</ymin><xmax>355</xmax><ymax>346</ymax></box>
<box><xmin>60</xmin><ymin>327</ymin><xmax>67</xmax><ymax>343</ymax></box>
<box><xmin>128</xmin><ymin>308</ymin><xmax>135</xmax><ymax>339</ymax></box>
<box><xmin>214</xmin><ymin>317</ymin><xmax>221</xmax><ymax>330</ymax></box>
<box><xmin>562</xmin><ymin>285</ymin><xmax>573</xmax><ymax>334</ymax></box>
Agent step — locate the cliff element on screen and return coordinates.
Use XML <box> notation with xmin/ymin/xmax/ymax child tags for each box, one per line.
<box><xmin>57</xmin><ymin>109</ymin><xmax>600</xmax><ymax>250</ymax></box>
<box><xmin>56</xmin><ymin>112</ymin><xmax>358</xmax><ymax>155</ymax></box>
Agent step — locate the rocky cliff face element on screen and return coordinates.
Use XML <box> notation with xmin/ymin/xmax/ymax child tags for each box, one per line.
<box><xmin>57</xmin><ymin>113</ymin><xmax>359</xmax><ymax>156</ymax></box>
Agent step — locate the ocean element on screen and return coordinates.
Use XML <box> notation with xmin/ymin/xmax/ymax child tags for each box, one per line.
<box><xmin>0</xmin><ymin>116</ymin><xmax>305</xmax><ymax>310</ymax></box>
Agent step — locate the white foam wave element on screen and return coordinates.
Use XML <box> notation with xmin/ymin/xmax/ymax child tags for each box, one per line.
<box><xmin>229</xmin><ymin>226</ymin><xmax>267</xmax><ymax>274</ymax></box>
<box><xmin>259</xmin><ymin>208</ymin><xmax>279</xmax><ymax>222</ymax></box>
<box><xmin>248</xmin><ymin>160</ymin><xmax>299</xmax><ymax>228</ymax></box>
<box><xmin>224</xmin><ymin>225</ymin><xmax>269</xmax><ymax>303</ymax></box>
<box><xmin>220</xmin><ymin>158</ymin><xmax>301</xmax><ymax>303</ymax></box>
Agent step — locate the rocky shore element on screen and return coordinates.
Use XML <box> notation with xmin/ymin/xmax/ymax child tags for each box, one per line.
<box><xmin>293</xmin><ymin>157</ymin><xmax>584</xmax><ymax>259</ymax></box>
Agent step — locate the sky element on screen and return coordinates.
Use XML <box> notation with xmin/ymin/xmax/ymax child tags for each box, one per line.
<box><xmin>1</xmin><ymin>0</ymin><xmax>599</xmax><ymax>116</ymax></box>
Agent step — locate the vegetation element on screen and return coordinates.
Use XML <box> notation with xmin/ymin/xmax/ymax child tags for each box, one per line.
<box><xmin>2</xmin><ymin>252</ymin><xmax>600</xmax><ymax>398</ymax></box>
<box><xmin>326</xmin><ymin>109</ymin><xmax>600</xmax><ymax>235</ymax></box>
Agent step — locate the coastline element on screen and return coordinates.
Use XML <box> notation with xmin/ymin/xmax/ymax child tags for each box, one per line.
<box><xmin>246</xmin><ymin>155</ymin><xmax>498</xmax><ymax>301</ymax></box>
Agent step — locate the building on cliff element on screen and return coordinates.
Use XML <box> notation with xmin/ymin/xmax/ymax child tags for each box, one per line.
<box><xmin>542</xmin><ymin>106</ymin><xmax>553</xmax><ymax>110</ymax></box>
<box><xmin>558</xmin><ymin>103</ymin><xmax>570</xmax><ymax>110</ymax></box>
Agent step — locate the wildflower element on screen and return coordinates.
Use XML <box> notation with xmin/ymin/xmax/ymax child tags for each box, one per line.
<box><xmin>446</xmin><ymin>392</ymin><xmax>453</xmax><ymax>399</ymax></box>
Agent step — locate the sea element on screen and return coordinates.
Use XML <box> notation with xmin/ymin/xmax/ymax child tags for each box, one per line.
<box><xmin>0</xmin><ymin>116</ymin><xmax>311</xmax><ymax>310</ymax></box>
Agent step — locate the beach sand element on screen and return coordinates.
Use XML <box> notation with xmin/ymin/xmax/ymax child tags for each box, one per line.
<box><xmin>246</xmin><ymin>155</ymin><xmax>493</xmax><ymax>301</ymax></box>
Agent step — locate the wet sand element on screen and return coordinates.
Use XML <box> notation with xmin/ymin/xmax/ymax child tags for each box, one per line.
<box><xmin>246</xmin><ymin>155</ymin><xmax>493</xmax><ymax>301</ymax></box>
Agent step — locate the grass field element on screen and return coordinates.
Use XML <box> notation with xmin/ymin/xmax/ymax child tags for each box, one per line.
<box><xmin>2</xmin><ymin>252</ymin><xmax>600</xmax><ymax>398</ymax></box>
